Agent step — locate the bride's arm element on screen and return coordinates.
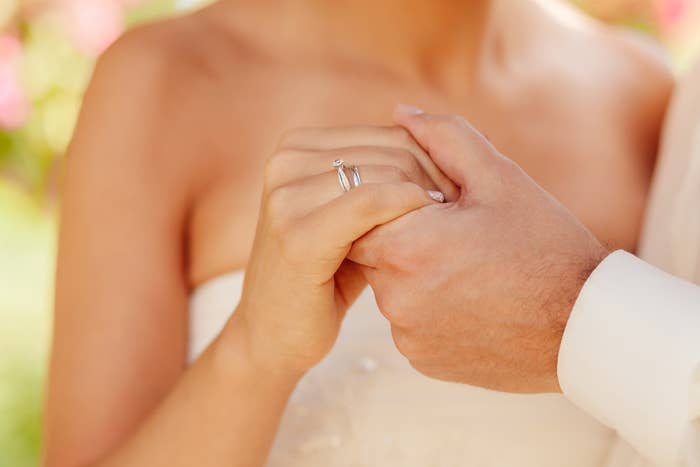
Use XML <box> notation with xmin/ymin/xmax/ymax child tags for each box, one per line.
<box><xmin>43</xmin><ymin>31</ymin><xmax>299</xmax><ymax>467</ymax></box>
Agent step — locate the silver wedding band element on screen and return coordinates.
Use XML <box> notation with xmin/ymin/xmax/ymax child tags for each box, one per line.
<box><xmin>333</xmin><ymin>159</ymin><xmax>362</xmax><ymax>192</ymax></box>
<box><xmin>333</xmin><ymin>159</ymin><xmax>352</xmax><ymax>192</ymax></box>
<box><xmin>350</xmin><ymin>165</ymin><xmax>362</xmax><ymax>188</ymax></box>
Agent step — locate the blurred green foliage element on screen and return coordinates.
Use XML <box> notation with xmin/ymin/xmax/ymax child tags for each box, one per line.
<box><xmin>0</xmin><ymin>180</ymin><xmax>54</xmax><ymax>467</ymax></box>
<box><xmin>0</xmin><ymin>0</ymin><xmax>186</xmax><ymax>199</ymax></box>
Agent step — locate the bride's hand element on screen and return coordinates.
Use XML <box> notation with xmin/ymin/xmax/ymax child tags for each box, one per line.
<box><xmin>225</xmin><ymin>126</ymin><xmax>458</xmax><ymax>379</ymax></box>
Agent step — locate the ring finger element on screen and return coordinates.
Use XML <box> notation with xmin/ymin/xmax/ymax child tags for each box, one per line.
<box><xmin>265</xmin><ymin>146</ymin><xmax>440</xmax><ymax>193</ymax></box>
<box><xmin>268</xmin><ymin>165</ymin><xmax>443</xmax><ymax>220</ymax></box>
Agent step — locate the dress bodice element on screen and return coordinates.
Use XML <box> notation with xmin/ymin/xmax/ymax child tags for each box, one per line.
<box><xmin>189</xmin><ymin>271</ymin><xmax>615</xmax><ymax>467</ymax></box>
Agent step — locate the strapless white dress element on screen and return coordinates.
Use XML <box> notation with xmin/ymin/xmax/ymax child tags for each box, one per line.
<box><xmin>189</xmin><ymin>271</ymin><xmax>616</xmax><ymax>467</ymax></box>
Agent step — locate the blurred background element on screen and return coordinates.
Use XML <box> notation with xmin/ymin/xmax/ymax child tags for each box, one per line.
<box><xmin>0</xmin><ymin>1</ymin><xmax>699</xmax><ymax>466</ymax></box>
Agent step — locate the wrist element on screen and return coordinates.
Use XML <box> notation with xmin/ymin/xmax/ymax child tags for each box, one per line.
<box><xmin>556</xmin><ymin>241</ymin><xmax>609</xmax><ymax>326</ymax></box>
<box><xmin>214</xmin><ymin>313</ymin><xmax>304</xmax><ymax>392</ymax></box>
<box><xmin>549</xmin><ymin>240</ymin><xmax>609</xmax><ymax>392</ymax></box>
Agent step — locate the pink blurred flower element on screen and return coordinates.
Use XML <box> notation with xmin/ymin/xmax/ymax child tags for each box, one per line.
<box><xmin>655</xmin><ymin>0</ymin><xmax>690</xmax><ymax>31</ymax></box>
<box><xmin>0</xmin><ymin>35</ymin><xmax>29</xmax><ymax>130</ymax></box>
<box><xmin>57</xmin><ymin>0</ymin><xmax>127</xmax><ymax>57</ymax></box>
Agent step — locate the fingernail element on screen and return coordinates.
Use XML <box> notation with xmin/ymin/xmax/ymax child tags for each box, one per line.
<box><xmin>427</xmin><ymin>190</ymin><xmax>445</xmax><ymax>203</ymax></box>
<box><xmin>396</xmin><ymin>103</ymin><xmax>425</xmax><ymax>116</ymax></box>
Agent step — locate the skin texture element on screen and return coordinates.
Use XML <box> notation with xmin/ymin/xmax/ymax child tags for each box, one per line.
<box><xmin>349</xmin><ymin>106</ymin><xmax>610</xmax><ymax>393</ymax></box>
<box><xmin>44</xmin><ymin>0</ymin><xmax>672</xmax><ymax>466</ymax></box>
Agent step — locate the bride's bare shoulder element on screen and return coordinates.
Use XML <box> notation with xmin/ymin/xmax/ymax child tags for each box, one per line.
<box><xmin>80</xmin><ymin>8</ymin><xmax>262</xmax><ymax>176</ymax></box>
<box><xmin>98</xmin><ymin>4</ymin><xmax>260</xmax><ymax>86</ymax></box>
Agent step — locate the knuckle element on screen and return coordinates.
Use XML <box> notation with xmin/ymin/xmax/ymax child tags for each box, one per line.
<box><xmin>407</xmin><ymin>358</ymin><xmax>429</xmax><ymax>375</ymax></box>
<box><xmin>391</xmin><ymin>327</ymin><xmax>420</xmax><ymax>358</ymax></box>
<box><xmin>379</xmin><ymin>291</ymin><xmax>416</xmax><ymax>328</ymax></box>
<box><xmin>263</xmin><ymin>155</ymin><xmax>278</xmax><ymax>181</ymax></box>
<box><xmin>264</xmin><ymin>149</ymin><xmax>296</xmax><ymax>180</ymax></box>
<box><xmin>375</xmin><ymin>291</ymin><xmax>395</xmax><ymax>319</ymax></box>
<box><xmin>410</xmin><ymin>360</ymin><xmax>448</xmax><ymax>381</ymax></box>
<box><xmin>276</xmin><ymin>127</ymin><xmax>305</xmax><ymax>149</ymax></box>
<box><xmin>407</xmin><ymin>358</ymin><xmax>426</xmax><ymax>375</ymax></box>
<box><xmin>266</xmin><ymin>185</ymin><xmax>294</xmax><ymax>218</ymax></box>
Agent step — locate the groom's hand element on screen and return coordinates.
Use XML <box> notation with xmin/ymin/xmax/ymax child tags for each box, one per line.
<box><xmin>349</xmin><ymin>106</ymin><xmax>609</xmax><ymax>393</ymax></box>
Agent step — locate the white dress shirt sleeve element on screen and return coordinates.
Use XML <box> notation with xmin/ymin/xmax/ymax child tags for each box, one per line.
<box><xmin>557</xmin><ymin>250</ymin><xmax>700</xmax><ymax>467</ymax></box>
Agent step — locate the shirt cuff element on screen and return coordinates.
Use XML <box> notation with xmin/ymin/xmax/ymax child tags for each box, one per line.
<box><xmin>558</xmin><ymin>250</ymin><xmax>700</xmax><ymax>466</ymax></box>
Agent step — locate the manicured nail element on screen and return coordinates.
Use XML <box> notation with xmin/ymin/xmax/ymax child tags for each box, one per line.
<box><xmin>396</xmin><ymin>103</ymin><xmax>424</xmax><ymax>116</ymax></box>
<box><xmin>428</xmin><ymin>190</ymin><xmax>445</xmax><ymax>203</ymax></box>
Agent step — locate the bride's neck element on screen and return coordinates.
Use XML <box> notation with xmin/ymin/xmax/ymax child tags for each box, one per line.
<box><xmin>214</xmin><ymin>0</ymin><xmax>493</xmax><ymax>85</ymax></box>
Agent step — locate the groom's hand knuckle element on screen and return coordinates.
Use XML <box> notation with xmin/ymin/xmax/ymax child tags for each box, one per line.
<box><xmin>410</xmin><ymin>360</ymin><xmax>438</xmax><ymax>378</ymax></box>
<box><xmin>407</xmin><ymin>359</ymin><xmax>423</xmax><ymax>373</ymax></box>
<box><xmin>375</xmin><ymin>291</ymin><xmax>394</xmax><ymax>317</ymax></box>
<box><xmin>391</xmin><ymin>328</ymin><xmax>417</xmax><ymax>357</ymax></box>
<box><xmin>378</xmin><ymin>293</ymin><xmax>406</xmax><ymax>324</ymax></box>
<box><xmin>382</xmin><ymin>296</ymin><xmax>418</xmax><ymax>328</ymax></box>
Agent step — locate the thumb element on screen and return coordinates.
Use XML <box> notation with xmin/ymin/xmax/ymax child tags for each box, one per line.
<box><xmin>393</xmin><ymin>104</ymin><xmax>500</xmax><ymax>190</ymax></box>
